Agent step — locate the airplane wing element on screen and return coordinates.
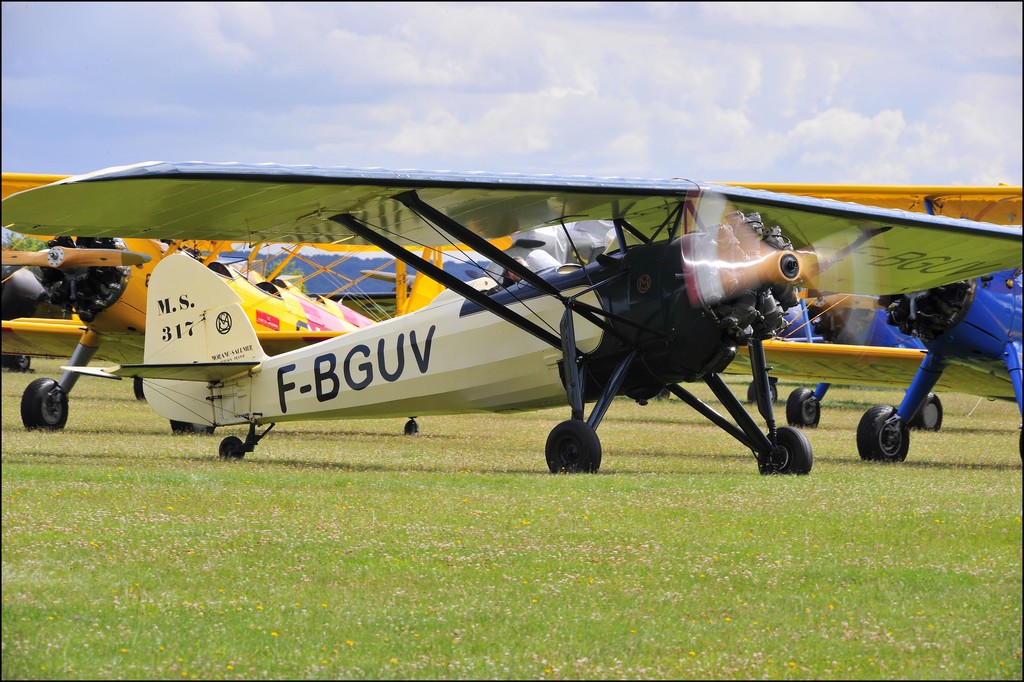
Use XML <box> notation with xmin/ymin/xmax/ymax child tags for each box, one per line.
<box><xmin>3</xmin><ymin>161</ymin><xmax>1020</xmax><ymax>298</ymax></box>
<box><xmin>255</xmin><ymin>329</ymin><xmax>348</xmax><ymax>356</ymax></box>
<box><xmin>2</xmin><ymin>318</ymin><xmax>96</xmax><ymax>358</ymax></box>
<box><xmin>727</xmin><ymin>339</ymin><xmax>1016</xmax><ymax>400</ymax></box>
<box><xmin>721</xmin><ymin>183</ymin><xmax>1021</xmax><ymax>225</ymax></box>
<box><xmin>2</xmin><ymin>317</ymin><xmax>345</xmax><ymax>363</ymax></box>
<box><xmin>2</xmin><ymin>173</ymin><xmax>68</xmax><ymax>199</ymax></box>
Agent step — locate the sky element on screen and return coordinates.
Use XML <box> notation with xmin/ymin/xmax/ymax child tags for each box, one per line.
<box><xmin>2</xmin><ymin>1</ymin><xmax>1021</xmax><ymax>186</ymax></box>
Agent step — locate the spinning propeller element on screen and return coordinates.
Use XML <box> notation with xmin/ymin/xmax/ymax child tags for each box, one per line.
<box><xmin>678</xmin><ymin>191</ymin><xmax>820</xmax><ymax>345</ymax></box>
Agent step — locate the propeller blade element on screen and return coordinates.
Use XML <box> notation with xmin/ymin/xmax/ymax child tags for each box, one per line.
<box><xmin>1</xmin><ymin>247</ymin><xmax>151</xmax><ymax>269</ymax></box>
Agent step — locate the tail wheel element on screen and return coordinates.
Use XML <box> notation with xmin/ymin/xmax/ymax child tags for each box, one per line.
<box><xmin>857</xmin><ymin>405</ymin><xmax>909</xmax><ymax>462</ymax></box>
<box><xmin>545</xmin><ymin>420</ymin><xmax>602</xmax><ymax>473</ymax></box>
<box><xmin>758</xmin><ymin>426</ymin><xmax>813</xmax><ymax>475</ymax></box>
<box><xmin>785</xmin><ymin>387</ymin><xmax>820</xmax><ymax>428</ymax></box>
<box><xmin>907</xmin><ymin>393</ymin><xmax>943</xmax><ymax>431</ymax></box>
<box><xmin>21</xmin><ymin>378</ymin><xmax>69</xmax><ymax>430</ymax></box>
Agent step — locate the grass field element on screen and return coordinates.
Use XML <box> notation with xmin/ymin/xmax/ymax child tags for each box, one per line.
<box><xmin>2</xmin><ymin>358</ymin><xmax>1021</xmax><ymax>680</ymax></box>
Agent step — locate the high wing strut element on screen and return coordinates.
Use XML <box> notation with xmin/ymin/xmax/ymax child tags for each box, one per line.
<box><xmin>392</xmin><ymin>191</ymin><xmax>566</xmax><ymax>298</ymax></box>
<box><xmin>330</xmin><ymin>212</ymin><xmax>562</xmax><ymax>348</ymax></box>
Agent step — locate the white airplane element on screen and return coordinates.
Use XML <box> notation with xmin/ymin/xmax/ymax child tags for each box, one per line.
<box><xmin>3</xmin><ymin>161</ymin><xmax>1020</xmax><ymax>474</ymax></box>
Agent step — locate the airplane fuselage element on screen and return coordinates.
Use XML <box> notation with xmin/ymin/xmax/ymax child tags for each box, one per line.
<box><xmin>143</xmin><ymin>239</ymin><xmax>780</xmax><ymax>428</ymax></box>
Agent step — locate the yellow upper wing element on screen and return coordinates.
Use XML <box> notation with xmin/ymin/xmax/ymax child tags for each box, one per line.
<box><xmin>2</xmin><ymin>173</ymin><xmax>68</xmax><ymax>199</ymax></box>
<box><xmin>721</xmin><ymin>183</ymin><xmax>1020</xmax><ymax>225</ymax></box>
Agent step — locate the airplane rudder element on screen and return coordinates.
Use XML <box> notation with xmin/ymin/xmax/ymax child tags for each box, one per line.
<box><xmin>144</xmin><ymin>254</ymin><xmax>264</xmax><ymax>364</ymax></box>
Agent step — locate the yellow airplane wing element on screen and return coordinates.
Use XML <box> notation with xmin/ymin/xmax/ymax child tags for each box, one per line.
<box><xmin>2</xmin><ymin>318</ymin><xmax>345</xmax><ymax>364</ymax></box>
<box><xmin>2</xmin><ymin>318</ymin><xmax>93</xmax><ymax>359</ymax></box>
<box><xmin>2</xmin><ymin>173</ymin><xmax>68</xmax><ymax>199</ymax></box>
<box><xmin>722</xmin><ymin>183</ymin><xmax>1020</xmax><ymax>225</ymax></box>
<box><xmin>727</xmin><ymin>339</ymin><xmax>1015</xmax><ymax>400</ymax></box>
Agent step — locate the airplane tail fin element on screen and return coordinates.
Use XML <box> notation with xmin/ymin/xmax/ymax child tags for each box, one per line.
<box><xmin>144</xmin><ymin>253</ymin><xmax>268</xmax><ymax>367</ymax></box>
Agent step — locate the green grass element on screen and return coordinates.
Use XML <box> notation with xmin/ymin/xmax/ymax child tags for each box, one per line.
<box><xmin>2</xmin><ymin>358</ymin><xmax>1021</xmax><ymax>680</ymax></box>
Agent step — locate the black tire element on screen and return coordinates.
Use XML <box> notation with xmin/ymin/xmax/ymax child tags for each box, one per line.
<box><xmin>857</xmin><ymin>405</ymin><xmax>910</xmax><ymax>462</ymax></box>
<box><xmin>545</xmin><ymin>420</ymin><xmax>602</xmax><ymax>473</ymax></box>
<box><xmin>21</xmin><ymin>378</ymin><xmax>68</xmax><ymax>430</ymax></box>
<box><xmin>170</xmin><ymin>420</ymin><xmax>216</xmax><ymax>435</ymax></box>
<box><xmin>218</xmin><ymin>435</ymin><xmax>247</xmax><ymax>459</ymax></box>
<box><xmin>133</xmin><ymin>376</ymin><xmax>146</xmax><ymax>400</ymax></box>
<box><xmin>746</xmin><ymin>378</ymin><xmax>779</xmax><ymax>404</ymax></box>
<box><xmin>907</xmin><ymin>393</ymin><xmax>943</xmax><ymax>431</ymax></box>
<box><xmin>404</xmin><ymin>418</ymin><xmax>419</xmax><ymax>435</ymax></box>
<box><xmin>785</xmin><ymin>387</ymin><xmax>820</xmax><ymax>428</ymax></box>
<box><xmin>2</xmin><ymin>355</ymin><xmax>31</xmax><ymax>372</ymax></box>
<box><xmin>758</xmin><ymin>426</ymin><xmax>813</xmax><ymax>475</ymax></box>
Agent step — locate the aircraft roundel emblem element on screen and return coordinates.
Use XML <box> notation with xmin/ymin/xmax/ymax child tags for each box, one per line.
<box><xmin>216</xmin><ymin>311</ymin><xmax>233</xmax><ymax>335</ymax></box>
<box><xmin>636</xmin><ymin>274</ymin><xmax>652</xmax><ymax>294</ymax></box>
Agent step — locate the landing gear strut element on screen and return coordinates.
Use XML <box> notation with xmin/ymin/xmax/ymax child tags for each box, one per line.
<box><xmin>218</xmin><ymin>420</ymin><xmax>275</xmax><ymax>460</ymax></box>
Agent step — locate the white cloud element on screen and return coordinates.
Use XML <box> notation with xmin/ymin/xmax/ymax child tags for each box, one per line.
<box><xmin>1</xmin><ymin>1</ymin><xmax>1019</xmax><ymax>185</ymax></box>
<box><xmin>698</xmin><ymin>1</ymin><xmax>871</xmax><ymax>29</ymax></box>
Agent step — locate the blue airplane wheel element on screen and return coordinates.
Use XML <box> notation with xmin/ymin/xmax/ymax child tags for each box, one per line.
<box><xmin>785</xmin><ymin>387</ymin><xmax>820</xmax><ymax>428</ymax></box>
<box><xmin>759</xmin><ymin>426</ymin><xmax>813</xmax><ymax>475</ymax></box>
<box><xmin>907</xmin><ymin>393</ymin><xmax>943</xmax><ymax>431</ymax></box>
<box><xmin>21</xmin><ymin>377</ymin><xmax>68</xmax><ymax>431</ymax></box>
<box><xmin>218</xmin><ymin>435</ymin><xmax>247</xmax><ymax>460</ymax></box>
<box><xmin>857</xmin><ymin>405</ymin><xmax>909</xmax><ymax>462</ymax></box>
<box><xmin>545</xmin><ymin>420</ymin><xmax>602</xmax><ymax>473</ymax></box>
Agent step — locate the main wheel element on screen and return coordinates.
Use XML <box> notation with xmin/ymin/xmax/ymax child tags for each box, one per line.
<box><xmin>785</xmin><ymin>387</ymin><xmax>820</xmax><ymax>428</ymax></box>
<box><xmin>170</xmin><ymin>420</ymin><xmax>216</xmax><ymax>435</ymax></box>
<box><xmin>758</xmin><ymin>426</ymin><xmax>813</xmax><ymax>475</ymax></box>
<box><xmin>404</xmin><ymin>418</ymin><xmax>420</xmax><ymax>435</ymax></box>
<box><xmin>857</xmin><ymin>405</ymin><xmax>909</xmax><ymax>462</ymax></box>
<box><xmin>21</xmin><ymin>378</ymin><xmax>69</xmax><ymax>430</ymax></box>
<box><xmin>133</xmin><ymin>376</ymin><xmax>146</xmax><ymax>400</ymax></box>
<box><xmin>218</xmin><ymin>435</ymin><xmax>247</xmax><ymax>459</ymax></box>
<box><xmin>907</xmin><ymin>393</ymin><xmax>943</xmax><ymax>431</ymax></box>
<box><xmin>3</xmin><ymin>355</ymin><xmax>31</xmax><ymax>372</ymax></box>
<box><xmin>745</xmin><ymin>378</ymin><xmax>779</xmax><ymax>404</ymax></box>
<box><xmin>545</xmin><ymin>420</ymin><xmax>602</xmax><ymax>473</ymax></box>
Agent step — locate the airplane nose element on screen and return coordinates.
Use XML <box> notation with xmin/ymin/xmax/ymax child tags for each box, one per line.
<box><xmin>779</xmin><ymin>253</ymin><xmax>800</xmax><ymax>280</ymax></box>
<box><xmin>726</xmin><ymin>249</ymin><xmax>809</xmax><ymax>294</ymax></box>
